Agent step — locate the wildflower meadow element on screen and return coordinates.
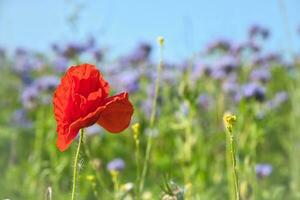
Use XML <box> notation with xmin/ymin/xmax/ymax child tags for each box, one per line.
<box><xmin>1</xmin><ymin>1</ymin><xmax>300</xmax><ymax>200</ymax></box>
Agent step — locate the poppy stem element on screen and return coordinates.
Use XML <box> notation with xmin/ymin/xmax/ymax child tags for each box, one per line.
<box><xmin>71</xmin><ymin>129</ymin><xmax>84</xmax><ymax>200</ymax></box>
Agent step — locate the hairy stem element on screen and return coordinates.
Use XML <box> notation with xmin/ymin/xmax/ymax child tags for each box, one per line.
<box><xmin>71</xmin><ymin>129</ymin><xmax>84</xmax><ymax>200</ymax></box>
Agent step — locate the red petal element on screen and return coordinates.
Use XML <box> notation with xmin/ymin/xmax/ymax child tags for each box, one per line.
<box><xmin>97</xmin><ymin>92</ymin><xmax>134</xmax><ymax>133</ymax></box>
<box><xmin>56</xmin><ymin>105</ymin><xmax>106</xmax><ymax>151</ymax></box>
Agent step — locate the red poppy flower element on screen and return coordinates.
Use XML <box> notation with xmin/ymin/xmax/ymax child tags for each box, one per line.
<box><xmin>53</xmin><ymin>63</ymin><xmax>134</xmax><ymax>151</ymax></box>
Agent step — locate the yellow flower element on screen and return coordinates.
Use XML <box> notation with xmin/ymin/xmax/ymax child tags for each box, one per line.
<box><xmin>223</xmin><ymin>112</ymin><xmax>237</xmax><ymax>132</ymax></box>
<box><xmin>132</xmin><ymin>123</ymin><xmax>140</xmax><ymax>141</ymax></box>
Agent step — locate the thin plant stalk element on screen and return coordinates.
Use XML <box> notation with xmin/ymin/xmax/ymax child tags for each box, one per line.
<box><xmin>71</xmin><ymin>129</ymin><xmax>84</xmax><ymax>200</ymax></box>
<box><xmin>132</xmin><ymin>123</ymin><xmax>141</xmax><ymax>199</ymax></box>
<box><xmin>224</xmin><ymin>113</ymin><xmax>240</xmax><ymax>200</ymax></box>
<box><xmin>139</xmin><ymin>37</ymin><xmax>164</xmax><ymax>193</ymax></box>
<box><xmin>135</xmin><ymin>141</ymin><xmax>141</xmax><ymax>199</ymax></box>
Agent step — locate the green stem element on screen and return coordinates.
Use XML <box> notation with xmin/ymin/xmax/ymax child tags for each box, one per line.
<box><xmin>71</xmin><ymin>129</ymin><xmax>84</xmax><ymax>200</ymax></box>
<box><xmin>139</xmin><ymin>40</ymin><xmax>163</xmax><ymax>193</ymax></box>
<box><xmin>226</xmin><ymin>128</ymin><xmax>240</xmax><ymax>200</ymax></box>
<box><xmin>135</xmin><ymin>139</ymin><xmax>141</xmax><ymax>199</ymax></box>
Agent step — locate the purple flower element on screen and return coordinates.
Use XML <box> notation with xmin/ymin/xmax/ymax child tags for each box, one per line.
<box><xmin>215</xmin><ymin>55</ymin><xmax>239</xmax><ymax>73</ymax></box>
<box><xmin>120</xmin><ymin>42</ymin><xmax>152</xmax><ymax>65</ymax></box>
<box><xmin>21</xmin><ymin>75</ymin><xmax>59</xmax><ymax>109</ymax></box>
<box><xmin>241</xmin><ymin>83</ymin><xmax>266</xmax><ymax>102</ymax></box>
<box><xmin>14</xmin><ymin>56</ymin><xmax>32</xmax><ymax>74</ymax></box>
<box><xmin>21</xmin><ymin>85</ymin><xmax>39</xmax><ymax>109</ymax></box>
<box><xmin>205</xmin><ymin>38</ymin><xmax>231</xmax><ymax>53</ymax></box>
<box><xmin>34</xmin><ymin>76</ymin><xmax>60</xmax><ymax>91</ymax></box>
<box><xmin>267</xmin><ymin>91</ymin><xmax>288</xmax><ymax>109</ymax></box>
<box><xmin>63</xmin><ymin>42</ymin><xmax>87</xmax><ymax>58</ymax></box>
<box><xmin>112</xmin><ymin>71</ymin><xmax>140</xmax><ymax>93</ymax></box>
<box><xmin>211</xmin><ymin>68</ymin><xmax>226</xmax><ymax>80</ymax></box>
<box><xmin>222</xmin><ymin>80</ymin><xmax>239</xmax><ymax>94</ymax></box>
<box><xmin>53</xmin><ymin>56</ymin><xmax>69</xmax><ymax>73</ymax></box>
<box><xmin>13</xmin><ymin>54</ymin><xmax>44</xmax><ymax>74</ymax></box>
<box><xmin>249</xmin><ymin>25</ymin><xmax>270</xmax><ymax>40</ymax></box>
<box><xmin>250</xmin><ymin>68</ymin><xmax>271</xmax><ymax>83</ymax></box>
<box><xmin>255</xmin><ymin>164</ymin><xmax>272</xmax><ymax>178</ymax></box>
<box><xmin>230</xmin><ymin>42</ymin><xmax>246</xmax><ymax>55</ymax></box>
<box><xmin>197</xmin><ymin>94</ymin><xmax>214</xmax><ymax>110</ymax></box>
<box><xmin>52</xmin><ymin>39</ymin><xmax>94</xmax><ymax>58</ymax></box>
<box><xmin>192</xmin><ymin>61</ymin><xmax>212</xmax><ymax>79</ymax></box>
<box><xmin>91</xmin><ymin>48</ymin><xmax>104</xmax><ymax>62</ymax></box>
<box><xmin>265</xmin><ymin>53</ymin><xmax>281</xmax><ymax>63</ymax></box>
<box><xmin>106</xmin><ymin>158</ymin><xmax>125</xmax><ymax>171</ymax></box>
<box><xmin>251</xmin><ymin>53</ymin><xmax>281</xmax><ymax>67</ymax></box>
<box><xmin>15</xmin><ymin>48</ymin><xmax>28</xmax><ymax>57</ymax></box>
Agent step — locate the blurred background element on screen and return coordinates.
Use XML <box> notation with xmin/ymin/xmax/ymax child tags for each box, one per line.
<box><xmin>0</xmin><ymin>0</ymin><xmax>300</xmax><ymax>199</ymax></box>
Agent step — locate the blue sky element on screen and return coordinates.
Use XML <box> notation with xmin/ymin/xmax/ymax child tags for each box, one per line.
<box><xmin>0</xmin><ymin>0</ymin><xmax>299</xmax><ymax>60</ymax></box>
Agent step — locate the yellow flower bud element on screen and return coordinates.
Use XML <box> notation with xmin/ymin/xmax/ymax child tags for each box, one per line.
<box><xmin>223</xmin><ymin>112</ymin><xmax>237</xmax><ymax>132</ymax></box>
<box><xmin>132</xmin><ymin>123</ymin><xmax>140</xmax><ymax>141</ymax></box>
<box><xmin>157</xmin><ymin>36</ymin><xmax>164</xmax><ymax>47</ymax></box>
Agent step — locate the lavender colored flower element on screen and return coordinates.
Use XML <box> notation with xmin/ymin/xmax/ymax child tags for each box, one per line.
<box><xmin>250</xmin><ymin>68</ymin><xmax>271</xmax><ymax>83</ymax></box>
<box><xmin>63</xmin><ymin>42</ymin><xmax>88</xmax><ymax>58</ymax></box>
<box><xmin>53</xmin><ymin>56</ymin><xmax>69</xmax><ymax>72</ymax></box>
<box><xmin>162</xmin><ymin>68</ymin><xmax>181</xmax><ymax>85</ymax></box>
<box><xmin>14</xmin><ymin>54</ymin><xmax>44</xmax><ymax>74</ymax></box>
<box><xmin>135</xmin><ymin>42</ymin><xmax>152</xmax><ymax>60</ymax></box>
<box><xmin>52</xmin><ymin>39</ymin><xmax>93</xmax><ymax>58</ymax></box>
<box><xmin>205</xmin><ymin>38</ymin><xmax>231</xmax><ymax>53</ymax></box>
<box><xmin>15</xmin><ymin>48</ymin><xmax>28</xmax><ymax>57</ymax></box>
<box><xmin>197</xmin><ymin>94</ymin><xmax>214</xmax><ymax>110</ymax></box>
<box><xmin>222</xmin><ymin>80</ymin><xmax>239</xmax><ymax>94</ymax></box>
<box><xmin>91</xmin><ymin>48</ymin><xmax>104</xmax><ymax>62</ymax></box>
<box><xmin>34</xmin><ymin>76</ymin><xmax>60</xmax><ymax>91</ymax></box>
<box><xmin>21</xmin><ymin>75</ymin><xmax>59</xmax><ymax>109</ymax></box>
<box><xmin>21</xmin><ymin>85</ymin><xmax>39</xmax><ymax>109</ymax></box>
<box><xmin>267</xmin><ymin>91</ymin><xmax>288</xmax><ymax>109</ymax></box>
<box><xmin>241</xmin><ymin>83</ymin><xmax>266</xmax><ymax>102</ymax></box>
<box><xmin>255</xmin><ymin>164</ymin><xmax>273</xmax><ymax>178</ymax></box>
<box><xmin>249</xmin><ymin>25</ymin><xmax>270</xmax><ymax>40</ymax></box>
<box><xmin>192</xmin><ymin>61</ymin><xmax>211</xmax><ymax>79</ymax></box>
<box><xmin>231</xmin><ymin>41</ymin><xmax>261</xmax><ymax>54</ymax></box>
<box><xmin>120</xmin><ymin>42</ymin><xmax>152</xmax><ymax>65</ymax></box>
<box><xmin>51</xmin><ymin>43</ymin><xmax>61</xmax><ymax>54</ymax></box>
<box><xmin>211</xmin><ymin>68</ymin><xmax>226</xmax><ymax>80</ymax></box>
<box><xmin>106</xmin><ymin>158</ymin><xmax>125</xmax><ymax>171</ymax></box>
<box><xmin>215</xmin><ymin>55</ymin><xmax>239</xmax><ymax>73</ymax></box>
<box><xmin>230</xmin><ymin>42</ymin><xmax>246</xmax><ymax>55</ymax></box>
<box><xmin>264</xmin><ymin>53</ymin><xmax>281</xmax><ymax>63</ymax></box>
<box><xmin>113</xmin><ymin>71</ymin><xmax>140</xmax><ymax>93</ymax></box>
<box><xmin>14</xmin><ymin>56</ymin><xmax>32</xmax><ymax>74</ymax></box>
